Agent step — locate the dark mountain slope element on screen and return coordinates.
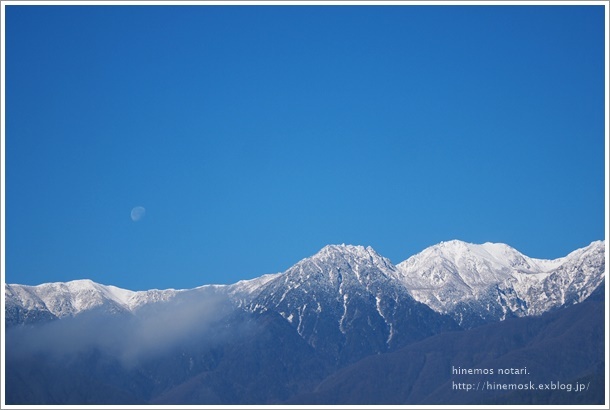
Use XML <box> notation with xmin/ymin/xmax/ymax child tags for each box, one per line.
<box><xmin>294</xmin><ymin>282</ymin><xmax>605</xmax><ymax>405</ymax></box>
<box><xmin>5</xmin><ymin>309</ymin><xmax>332</xmax><ymax>405</ymax></box>
<box><xmin>149</xmin><ymin>310</ymin><xmax>333</xmax><ymax>404</ymax></box>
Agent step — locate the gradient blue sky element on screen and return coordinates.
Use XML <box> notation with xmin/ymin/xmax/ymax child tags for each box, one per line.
<box><xmin>4</xmin><ymin>4</ymin><xmax>607</xmax><ymax>291</ymax></box>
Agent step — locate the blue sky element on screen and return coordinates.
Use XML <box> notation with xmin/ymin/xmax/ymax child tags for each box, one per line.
<box><xmin>4</xmin><ymin>5</ymin><xmax>606</xmax><ymax>291</ymax></box>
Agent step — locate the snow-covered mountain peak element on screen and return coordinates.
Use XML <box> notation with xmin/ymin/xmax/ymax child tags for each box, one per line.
<box><xmin>311</xmin><ymin>244</ymin><xmax>395</xmax><ymax>272</ymax></box>
<box><xmin>238</xmin><ymin>243</ymin><xmax>430</xmax><ymax>351</ymax></box>
<box><xmin>318</xmin><ymin>243</ymin><xmax>372</xmax><ymax>257</ymax></box>
<box><xmin>395</xmin><ymin>240</ymin><xmax>604</xmax><ymax>324</ymax></box>
<box><xmin>49</xmin><ymin>279</ymin><xmax>137</xmax><ymax>306</ymax></box>
<box><xmin>5</xmin><ymin>279</ymin><xmax>136</xmax><ymax>319</ymax></box>
<box><xmin>399</xmin><ymin>240</ymin><xmax>561</xmax><ymax>282</ymax></box>
<box><xmin>422</xmin><ymin>239</ymin><xmax>519</xmax><ymax>261</ymax></box>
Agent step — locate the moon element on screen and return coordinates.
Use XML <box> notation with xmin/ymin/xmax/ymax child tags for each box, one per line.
<box><xmin>130</xmin><ymin>206</ymin><xmax>146</xmax><ymax>222</ymax></box>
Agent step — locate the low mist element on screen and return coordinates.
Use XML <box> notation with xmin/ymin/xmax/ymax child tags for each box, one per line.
<box><xmin>5</xmin><ymin>288</ymin><xmax>242</xmax><ymax>368</ymax></box>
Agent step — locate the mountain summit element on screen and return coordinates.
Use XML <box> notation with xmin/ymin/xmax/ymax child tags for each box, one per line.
<box><xmin>237</xmin><ymin>242</ymin><xmax>457</xmax><ymax>362</ymax></box>
<box><xmin>395</xmin><ymin>240</ymin><xmax>604</xmax><ymax>326</ymax></box>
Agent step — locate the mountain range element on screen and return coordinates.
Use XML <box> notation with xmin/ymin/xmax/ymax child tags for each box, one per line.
<box><xmin>4</xmin><ymin>239</ymin><xmax>606</xmax><ymax>405</ymax></box>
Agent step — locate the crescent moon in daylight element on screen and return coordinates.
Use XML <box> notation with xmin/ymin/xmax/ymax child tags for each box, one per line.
<box><xmin>131</xmin><ymin>206</ymin><xmax>146</xmax><ymax>222</ymax></box>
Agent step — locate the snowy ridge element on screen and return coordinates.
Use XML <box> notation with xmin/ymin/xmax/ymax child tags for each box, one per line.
<box><xmin>5</xmin><ymin>279</ymin><xmax>133</xmax><ymax>319</ymax></box>
<box><xmin>227</xmin><ymin>272</ymin><xmax>283</xmax><ymax>302</ymax></box>
<box><xmin>395</xmin><ymin>240</ymin><xmax>604</xmax><ymax>325</ymax></box>
<box><xmin>5</xmin><ymin>279</ymin><xmax>184</xmax><ymax>323</ymax></box>
<box><xmin>5</xmin><ymin>240</ymin><xmax>605</xmax><ymax>331</ymax></box>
